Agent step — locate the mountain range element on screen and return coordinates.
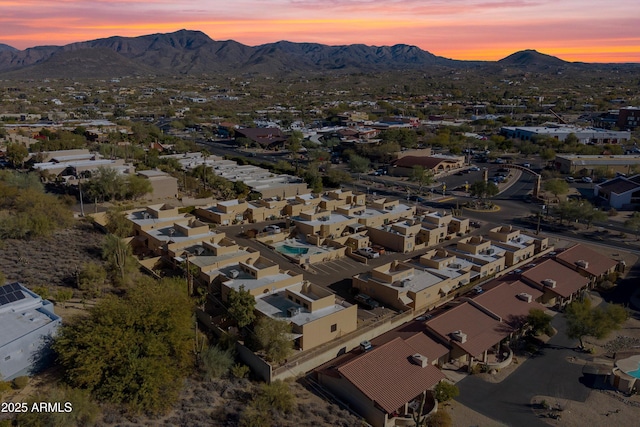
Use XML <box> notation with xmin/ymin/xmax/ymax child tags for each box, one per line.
<box><xmin>0</xmin><ymin>30</ymin><xmax>634</xmax><ymax>79</ymax></box>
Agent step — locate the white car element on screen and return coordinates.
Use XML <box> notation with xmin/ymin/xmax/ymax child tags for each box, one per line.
<box><xmin>581</xmin><ymin>177</ymin><xmax>592</xmax><ymax>183</ymax></box>
<box><xmin>357</xmin><ymin>248</ymin><xmax>380</xmax><ymax>259</ymax></box>
<box><xmin>263</xmin><ymin>225</ymin><xmax>281</xmax><ymax>234</ymax></box>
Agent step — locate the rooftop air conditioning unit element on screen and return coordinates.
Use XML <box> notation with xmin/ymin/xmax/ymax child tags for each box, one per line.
<box><xmin>412</xmin><ymin>353</ymin><xmax>429</xmax><ymax>368</ymax></box>
<box><xmin>517</xmin><ymin>293</ymin><xmax>533</xmax><ymax>303</ymax></box>
<box><xmin>451</xmin><ymin>330</ymin><xmax>467</xmax><ymax>343</ymax></box>
<box><xmin>542</xmin><ymin>278</ymin><xmax>557</xmax><ymax>288</ymax></box>
<box><xmin>360</xmin><ymin>340</ymin><xmax>372</xmax><ymax>352</ymax></box>
<box><xmin>450</xmin><ymin>263</ymin><xmax>461</xmax><ymax>269</ymax></box>
<box><xmin>228</xmin><ymin>269</ymin><xmax>240</xmax><ymax>279</ymax></box>
<box><xmin>487</xmin><ymin>248</ymin><xmax>495</xmax><ymax>255</ymax></box>
<box><xmin>287</xmin><ymin>307</ymin><xmax>301</xmax><ymax>317</ymax></box>
<box><xmin>194</xmin><ymin>246</ymin><xmax>205</xmax><ymax>256</ymax></box>
<box><xmin>576</xmin><ymin>260</ymin><xmax>589</xmax><ymax>269</ymax></box>
<box><xmin>142</xmin><ymin>212</ymin><xmax>150</xmax><ymax>219</ymax></box>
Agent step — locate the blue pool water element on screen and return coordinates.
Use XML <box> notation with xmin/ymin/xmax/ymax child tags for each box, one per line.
<box><xmin>276</xmin><ymin>245</ymin><xmax>309</xmax><ymax>255</ymax></box>
<box><xmin>626</xmin><ymin>364</ymin><xmax>640</xmax><ymax>378</ymax></box>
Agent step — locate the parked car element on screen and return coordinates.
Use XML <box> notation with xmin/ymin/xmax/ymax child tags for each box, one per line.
<box><xmin>469</xmin><ymin>166</ymin><xmax>481</xmax><ymax>171</ymax></box>
<box><xmin>371</xmin><ymin>245</ymin><xmax>386</xmax><ymax>255</ymax></box>
<box><xmin>354</xmin><ymin>293</ymin><xmax>380</xmax><ymax>310</ymax></box>
<box><xmin>581</xmin><ymin>176</ymin><xmax>593</xmax><ymax>183</ymax></box>
<box><xmin>522</xmin><ymin>163</ymin><xmax>531</xmax><ymax>168</ymax></box>
<box><xmin>263</xmin><ymin>225</ymin><xmax>281</xmax><ymax>234</ymax></box>
<box><xmin>565</xmin><ymin>176</ymin><xmax>575</xmax><ymax>183</ymax></box>
<box><xmin>356</xmin><ymin>247</ymin><xmax>380</xmax><ymax>259</ymax></box>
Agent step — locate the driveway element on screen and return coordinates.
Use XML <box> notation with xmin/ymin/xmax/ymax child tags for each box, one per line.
<box><xmin>455</xmin><ymin>314</ymin><xmax>591</xmax><ymax>427</ymax></box>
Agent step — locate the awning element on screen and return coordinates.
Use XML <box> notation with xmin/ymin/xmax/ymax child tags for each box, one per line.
<box><xmin>440</xmin><ymin>285</ymin><xmax>451</xmax><ymax>295</ymax></box>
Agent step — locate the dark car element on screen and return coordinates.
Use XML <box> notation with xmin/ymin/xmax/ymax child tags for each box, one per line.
<box><xmin>354</xmin><ymin>293</ymin><xmax>380</xmax><ymax>310</ymax></box>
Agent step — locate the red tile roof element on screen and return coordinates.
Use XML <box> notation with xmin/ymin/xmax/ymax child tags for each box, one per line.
<box><xmin>555</xmin><ymin>244</ymin><xmax>618</xmax><ymax>278</ymax></box>
<box><xmin>425</xmin><ymin>302</ymin><xmax>509</xmax><ymax>358</ymax></box>
<box><xmin>472</xmin><ymin>280</ymin><xmax>546</xmax><ymax>328</ymax></box>
<box><xmin>521</xmin><ymin>259</ymin><xmax>589</xmax><ymax>298</ymax></box>
<box><xmin>338</xmin><ymin>337</ymin><xmax>446</xmax><ymax>414</ymax></box>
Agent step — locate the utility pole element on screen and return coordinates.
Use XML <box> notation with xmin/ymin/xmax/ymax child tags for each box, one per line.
<box><xmin>79</xmin><ymin>180</ymin><xmax>85</xmax><ymax>217</ymax></box>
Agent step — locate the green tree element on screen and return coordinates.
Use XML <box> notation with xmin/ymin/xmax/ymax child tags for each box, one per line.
<box><xmin>102</xmin><ymin>234</ymin><xmax>137</xmax><ymax>287</ymax></box>
<box><xmin>53</xmin><ymin>277</ymin><xmax>193</xmax><ymax>414</ymax></box>
<box><xmin>105</xmin><ymin>208</ymin><xmax>133</xmax><ymax>238</ymax></box>
<box><xmin>254</xmin><ymin>317</ymin><xmax>293</xmax><ymax>364</ymax></box>
<box><xmin>84</xmin><ymin>166</ymin><xmax>125</xmax><ymax>202</ymax></box>
<box><xmin>5</xmin><ymin>142</ymin><xmax>29</xmax><ymax>168</ymax></box>
<box><xmin>125</xmin><ymin>174</ymin><xmax>153</xmax><ymax>200</ymax></box>
<box><xmin>227</xmin><ymin>285</ymin><xmax>256</xmax><ymax>328</ymax></box>
<box><xmin>433</xmin><ymin>381</ymin><xmax>459</xmax><ymax>403</ymax></box>
<box><xmin>565</xmin><ymin>298</ymin><xmax>627</xmax><ymax>348</ymax></box>
<box><xmin>349</xmin><ymin>154</ymin><xmax>370</xmax><ymax>173</ymax></box>
<box><xmin>526</xmin><ymin>308</ymin><xmax>554</xmax><ymax>336</ymax></box>
<box><xmin>55</xmin><ymin>289</ymin><xmax>73</xmax><ymax>308</ymax></box>
<box><xmin>540</xmin><ymin>148</ymin><xmax>556</xmax><ymax>161</ymax></box>
<box><xmin>410</xmin><ymin>165</ymin><xmax>434</xmax><ymax>192</ymax></box>
<box><xmin>469</xmin><ymin>180</ymin><xmax>499</xmax><ymax>200</ymax></box>
<box><xmin>543</xmin><ymin>179</ymin><xmax>570</xmax><ymax>200</ymax></box>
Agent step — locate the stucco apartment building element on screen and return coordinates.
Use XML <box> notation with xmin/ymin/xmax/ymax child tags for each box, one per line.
<box><xmin>487</xmin><ymin>225</ymin><xmax>549</xmax><ymax>266</ymax></box>
<box><xmin>447</xmin><ymin>236</ymin><xmax>507</xmax><ymax>279</ymax></box>
<box><xmin>139</xmin><ymin>218</ymin><xmax>217</xmax><ymax>256</ymax></box>
<box><xmin>0</xmin><ymin>283</ymin><xmax>61</xmax><ymax>381</ymax></box>
<box><xmin>126</xmin><ymin>203</ymin><xmax>193</xmax><ymax>235</ymax></box>
<box><xmin>216</xmin><ymin>258</ymin><xmax>357</xmax><ymax>351</ymax></box>
<box><xmin>353</xmin><ymin>251</ymin><xmax>475</xmax><ymax>313</ymax></box>
<box><xmin>195</xmin><ymin>199</ymin><xmax>248</xmax><ymax>225</ymax></box>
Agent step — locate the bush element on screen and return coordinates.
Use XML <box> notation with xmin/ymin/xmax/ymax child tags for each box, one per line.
<box><xmin>426</xmin><ymin>410</ymin><xmax>452</xmax><ymax>427</ymax></box>
<box><xmin>231</xmin><ymin>363</ymin><xmax>251</xmax><ymax>379</ymax></box>
<box><xmin>12</xmin><ymin>376</ymin><xmax>29</xmax><ymax>389</ymax></box>
<box><xmin>0</xmin><ymin>381</ymin><xmax>12</xmax><ymax>396</ymax></box>
<box><xmin>433</xmin><ymin>381</ymin><xmax>459</xmax><ymax>402</ymax></box>
<box><xmin>201</xmin><ymin>346</ymin><xmax>234</xmax><ymax>380</ymax></box>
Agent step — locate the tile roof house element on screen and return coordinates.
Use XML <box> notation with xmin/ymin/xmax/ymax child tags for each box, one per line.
<box><xmin>554</xmin><ymin>244</ymin><xmax>618</xmax><ymax>284</ymax></box>
<box><xmin>520</xmin><ymin>259</ymin><xmax>590</xmax><ymax>307</ymax></box>
<box><xmin>470</xmin><ymin>280</ymin><xmax>546</xmax><ymax>329</ymax></box>
<box><xmin>425</xmin><ymin>302</ymin><xmax>510</xmax><ymax>369</ymax></box>
<box><xmin>318</xmin><ymin>337</ymin><xmax>446</xmax><ymax>427</ymax></box>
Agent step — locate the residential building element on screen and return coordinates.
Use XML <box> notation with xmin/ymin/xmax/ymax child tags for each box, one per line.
<box><xmin>0</xmin><ymin>283</ymin><xmax>61</xmax><ymax>381</ymax></box>
<box><xmin>520</xmin><ymin>259</ymin><xmax>590</xmax><ymax>307</ymax></box>
<box><xmin>487</xmin><ymin>225</ymin><xmax>548</xmax><ymax>266</ymax></box>
<box><xmin>389</xmin><ymin>155</ymin><xmax>465</xmax><ymax>176</ymax></box>
<box><xmin>349</xmin><ymin>199</ymin><xmax>416</xmax><ymax>228</ymax></box>
<box><xmin>293</xmin><ymin>209</ymin><xmax>353</xmax><ymax>239</ymax></box>
<box><xmin>136</xmin><ymin>169</ymin><xmax>179</xmax><ymax>199</ymax></box>
<box><xmin>367</xmin><ymin>218</ymin><xmax>422</xmax><ymax>253</ymax></box>
<box><xmin>447</xmin><ymin>236</ymin><xmax>507</xmax><ymax>279</ymax></box>
<box><xmin>283</xmin><ymin>193</ymin><xmax>322</xmax><ymax>217</ymax></box>
<box><xmin>195</xmin><ymin>199</ymin><xmax>248</xmax><ymax>225</ymax></box>
<box><xmin>245</xmin><ymin>197</ymin><xmax>287</xmax><ymax>222</ymax></box>
<box><xmin>140</xmin><ymin>218</ymin><xmax>216</xmax><ymax>256</ymax></box>
<box><xmin>127</xmin><ymin>203</ymin><xmax>192</xmax><ymax>234</ymax></box>
<box><xmin>595</xmin><ymin>175</ymin><xmax>640</xmax><ymax>209</ymax></box>
<box><xmin>617</xmin><ymin>106</ymin><xmax>640</xmax><ymax>130</ymax></box>
<box><xmin>318</xmin><ymin>337</ymin><xmax>446</xmax><ymax>427</ymax></box>
<box><xmin>554</xmin><ymin>244</ymin><xmax>618</xmax><ymax>285</ymax></box>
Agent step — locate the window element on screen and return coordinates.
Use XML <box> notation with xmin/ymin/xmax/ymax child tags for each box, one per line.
<box><xmin>288</xmin><ymin>296</ymin><xmax>293</xmax><ymax>301</ymax></box>
<box><xmin>303</xmin><ymin>303</ymin><xmax>309</xmax><ymax>309</ymax></box>
<box><xmin>331</xmin><ymin>324</ymin><xmax>337</xmax><ymax>333</ymax></box>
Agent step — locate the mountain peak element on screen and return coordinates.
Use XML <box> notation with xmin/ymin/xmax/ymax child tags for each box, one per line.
<box><xmin>0</xmin><ymin>43</ymin><xmax>18</xmax><ymax>52</ymax></box>
<box><xmin>498</xmin><ymin>49</ymin><xmax>566</xmax><ymax>66</ymax></box>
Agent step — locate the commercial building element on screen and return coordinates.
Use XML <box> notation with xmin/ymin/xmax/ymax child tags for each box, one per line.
<box><xmin>554</xmin><ymin>155</ymin><xmax>640</xmax><ymax>176</ymax></box>
<box><xmin>501</xmin><ymin>125</ymin><xmax>630</xmax><ymax>144</ymax></box>
<box><xmin>594</xmin><ymin>175</ymin><xmax>640</xmax><ymax>209</ymax></box>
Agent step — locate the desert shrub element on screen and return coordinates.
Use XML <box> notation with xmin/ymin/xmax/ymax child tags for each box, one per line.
<box><xmin>433</xmin><ymin>381</ymin><xmax>459</xmax><ymax>402</ymax></box>
<box><xmin>12</xmin><ymin>376</ymin><xmax>29</xmax><ymax>389</ymax></box>
<box><xmin>0</xmin><ymin>381</ymin><xmax>12</xmax><ymax>396</ymax></box>
<box><xmin>15</xmin><ymin>386</ymin><xmax>100</xmax><ymax>427</ymax></box>
<box><xmin>201</xmin><ymin>346</ymin><xmax>234</xmax><ymax>380</ymax></box>
<box><xmin>230</xmin><ymin>363</ymin><xmax>250</xmax><ymax>379</ymax></box>
<box><xmin>426</xmin><ymin>410</ymin><xmax>452</xmax><ymax>427</ymax></box>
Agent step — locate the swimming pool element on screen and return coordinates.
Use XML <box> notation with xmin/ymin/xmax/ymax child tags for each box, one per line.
<box><xmin>625</xmin><ymin>364</ymin><xmax>640</xmax><ymax>378</ymax></box>
<box><xmin>276</xmin><ymin>245</ymin><xmax>309</xmax><ymax>255</ymax></box>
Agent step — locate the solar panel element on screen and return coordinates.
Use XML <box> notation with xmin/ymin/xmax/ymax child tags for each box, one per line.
<box><xmin>9</xmin><ymin>283</ymin><xmax>21</xmax><ymax>292</ymax></box>
<box><xmin>0</xmin><ymin>295</ymin><xmax>8</xmax><ymax>305</ymax></box>
<box><xmin>0</xmin><ymin>287</ymin><xmax>6</xmax><ymax>295</ymax></box>
<box><xmin>6</xmin><ymin>293</ymin><xmax>17</xmax><ymax>303</ymax></box>
<box><xmin>0</xmin><ymin>284</ymin><xmax>27</xmax><ymax>306</ymax></box>
<box><xmin>14</xmin><ymin>292</ymin><xmax>25</xmax><ymax>302</ymax></box>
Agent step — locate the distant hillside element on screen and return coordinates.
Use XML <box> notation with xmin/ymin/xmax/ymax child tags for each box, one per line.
<box><xmin>0</xmin><ymin>43</ymin><xmax>17</xmax><ymax>52</ymax></box>
<box><xmin>0</xmin><ymin>30</ymin><xmax>633</xmax><ymax>79</ymax></box>
<box><xmin>498</xmin><ymin>49</ymin><xmax>568</xmax><ymax>68</ymax></box>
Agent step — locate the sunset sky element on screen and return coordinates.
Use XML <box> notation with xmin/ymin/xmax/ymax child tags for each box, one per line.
<box><xmin>1</xmin><ymin>0</ymin><xmax>638</xmax><ymax>62</ymax></box>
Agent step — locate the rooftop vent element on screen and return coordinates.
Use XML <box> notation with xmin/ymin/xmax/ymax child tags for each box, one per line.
<box><xmin>194</xmin><ymin>246</ymin><xmax>205</xmax><ymax>256</ymax></box>
<box><xmin>360</xmin><ymin>340</ymin><xmax>372</xmax><ymax>352</ymax></box>
<box><xmin>287</xmin><ymin>306</ymin><xmax>301</xmax><ymax>317</ymax></box>
<box><xmin>542</xmin><ymin>278</ymin><xmax>557</xmax><ymax>288</ymax></box>
<box><xmin>228</xmin><ymin>269</ymin><xmax>240</xmax><ymax>279</ymax></box>
<box><xmin>576</xmin><ymin>260</ymin><xmax>589</xmax><ymax>269</ymax></box>
<box><xmin>412</xmin><ymin>353</ymin><xmax>429</xmax><ymax>368</ymax></box>
<box><xmin>450</xmin><ymin>330</ymin><xmax>467</xmax><ymax>343</ymax></box>
<box><xmin>517</xmin><ymin>293</ymin><xmax>533</xmax><ymax>303</ymax></box>
<box><xmin>449</xmin><ymin>263</ymin><xmax>461</xmax><ymax>269</ymax></box>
